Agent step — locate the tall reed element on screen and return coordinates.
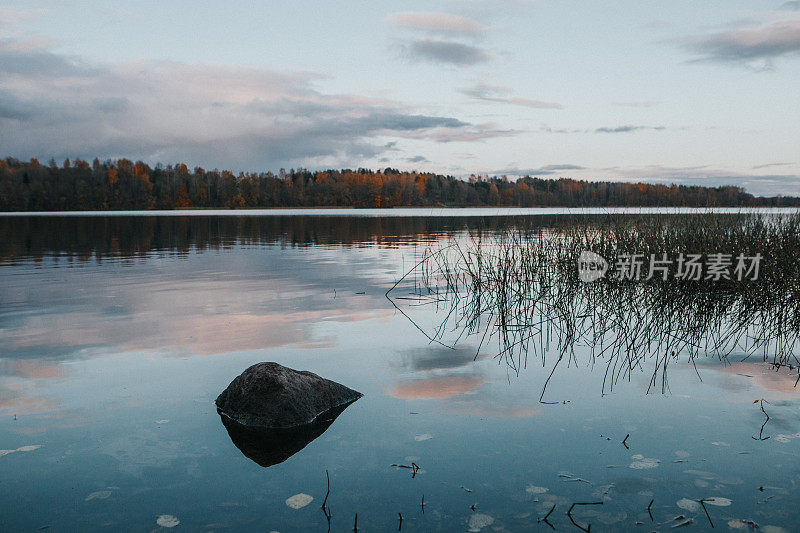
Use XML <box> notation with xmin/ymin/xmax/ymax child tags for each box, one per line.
<box><xmin>390</xmin><ymin>212</ymin><xmax>800</xmax><ymax>397</ymax></box>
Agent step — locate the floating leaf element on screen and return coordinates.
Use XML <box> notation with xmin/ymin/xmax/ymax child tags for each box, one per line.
<box><xmin>156</xmin><ymin>515</ymin><xmax>180</xmax><ymax>528</ymax></box>
<box><xmin>676</xmin><ymin>498</ymin><xmax>701</xmax><ymax>512</ymax></box>
<box><xmin>630</xmin><ymin>457</ymin><xmax>660</xmax><ymax>469</ymax></box>
<box><xmin>414</xmin><ymin>434</ymin><xmax>432</xmax><ymax>442</ymax></box>
<box><xmin>285</xmin><ymin>493</ymin><xmax>313</xmax><ymax>509</ymax></box>
<box><xmin>728</xmin><ymin>519</ymin><xmax>758</xmax><ymax>530</ymax></box>
<box><xmin>703</xmin><ymin>497</ymin><xmax>731</xmax><ymax>507</ymax></box>
<box><xmin>525</xmin><ymin>485</ymin><xmax>548</xmax><ymax>494</ymax></box>
<box><xmin>16</xmin><ymin>445</ymin><xmax>43</xmax><ymax>452</ymax></box>
<box><xmin>85</xmin><ymin>490</ymin><xmax>112</xmax><ymax>501</ymax></box>
<box><xmin>467</xmin><ymin>513</ymin><xmax>494</xmax><ymax>532</ymax></box>
<box><xmin>1</xmin><ymin>445</ymin><xmax>43</xmax><ymax>457</ymax></box>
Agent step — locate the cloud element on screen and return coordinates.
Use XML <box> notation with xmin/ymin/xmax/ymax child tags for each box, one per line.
<box><xmin>427</xmin><ymin>123</ymin><xmax>519</xmax><ymax>142</ymax></box>
<box><xmin>779</xmin><ymin>1</ymin><xmax>800</xmax><ymax>10</ymax></box>
<box><xmin>684</xmin><ymin>19</ymin><xmax>800</xmax><ymax>63</ymax></box>
<box><xmin>752</xmin><ymin>161</ymin><xmax>793</xmax><ymax>169</ymax></box>
<box><xmin>459</xmin><ymin>84</ymin><xmax>562</xmax><ymax>109</ymax></box>
<box><xmin>393</xmin><ymin>347</ymin><xmax>483</xmax><ymax>372</ymax></box>
<box><xmin>538</xmin><ymin>125</ymin><xmax>581</xmax><ymax>134</ymax></box>
<box><xmin>493</xmin><ymin>164</ymin><xmax>585</xmax><ymax>176</ymax></box>
<box><xmin>0</xmin><ymin>7</ymin><xmax>45</xmax><ymax>29</ymax></box>
<box><xmin>390</xmin><ymin>374</ymin><xmax>486</xmax><ymax>400</ymax></box>
<box><xmin>0</xmin><ymin>38</ymin><xmax>477</xmax><ymax>170</ymax></box>
<box><xmin>595</xmin><ymin>125</ymin><xmax>665</xmax><ymax>133</ymax></box>
<box><xmin>406</xmin><ymin>155</ymin><xmax>429</xmax><ymax>163</ymax></box>
<box><xmin>406</xmin><ymin>39</ymin><xmax>492</xmax><ymax>65</ymax></box>
<box><xmin>388</xmin><ymin>12</ymin><xmax>486</xmax><ymax>37</ymax></box>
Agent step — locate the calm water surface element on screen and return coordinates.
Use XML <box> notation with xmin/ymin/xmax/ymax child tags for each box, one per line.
<box><xmin>1</xmin><ymin>213</ymin><xmax>798</xmax><ymax>532</ymax></box>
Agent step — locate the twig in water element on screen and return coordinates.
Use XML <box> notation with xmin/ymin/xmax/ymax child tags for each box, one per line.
<box><xmin>538</xmin><ymin>504</ymin><xmax>556</xmax><ymax>530</ymax></box>
<box><xmin>320</xmin><ymin>470</ymin><xmax>332</xmax><ymax>530</ymax></box>
<box><xmin>698</xmin><ymin>499</ymin><xmax>714</xmax><ymax>528</ymax></box>
<box><xmin>647</xmin><ymin>498</ymin><xmax>654</xmax><ymax>522</ymax></box>
<box><xmin>567</xmin><ymin>501</ymin><xmax>603</xmax><ymax>532</ymax></box>
<box><xmin>559</xmin><ymin>473</ymin><xmax>592</xmax><ymax>485</ymax></box>
<box><xmin>752</xmin><ymin>399</ymin><xmax>771</xmax><ymax>441</ymax></box>
<box><xmin>398</xmin><ymin>512</ymin><xmax>402</xmax><ymax>531</ymax></box>
<box><xmin>353</xmin><ymin>513</ymin><xmax>357</xmax><ymax>532</ymax></box>
<box><xmin>621</xmin><ymin>433</ymin><xmax>630</xmax><ymax>449</ymax></box>
<box><xmin>321</xmin><ymin>470</ymin><xmax>330</xmax><ymax>511</ymax></box>
<box><xmin>420</xmin><ymin>494</ymin><xmax>425</xmax><ymax>514</ymax></box>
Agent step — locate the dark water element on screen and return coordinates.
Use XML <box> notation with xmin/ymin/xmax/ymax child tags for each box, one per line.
<box><xmin>1</xmin><ymin>214</ymin><xmax>798</xmax><ymax>532</ymax></box>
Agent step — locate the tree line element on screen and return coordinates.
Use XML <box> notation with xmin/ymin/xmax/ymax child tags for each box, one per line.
<box><xmin>0</xmin><ymin>157</ymin><xmax>796</xmax><ymax>211</ymax></box>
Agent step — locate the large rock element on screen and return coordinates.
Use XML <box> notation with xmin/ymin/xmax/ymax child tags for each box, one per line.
<box><xmin>215</xmin><ymin>362</ymin><xmax>363</xmax><ymax>429</ymax></box>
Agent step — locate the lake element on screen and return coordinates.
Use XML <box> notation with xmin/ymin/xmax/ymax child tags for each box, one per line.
<box><xmin>1</xmin><ymin>211</ymin><xmax>798</xmax><ymax>532</ymax></box>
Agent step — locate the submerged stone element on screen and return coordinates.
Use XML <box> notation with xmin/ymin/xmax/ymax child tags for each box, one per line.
<box><xmin>216</xmin><ymin>362</ymin><xmax>363</xmax><ymax>429</ymax></box>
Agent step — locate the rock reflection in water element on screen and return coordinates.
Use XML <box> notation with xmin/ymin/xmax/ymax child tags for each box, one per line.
<box><xmin>218</xmin><ymin>400</ymin><xmax>358</xmax><ymax>468</ymax></box>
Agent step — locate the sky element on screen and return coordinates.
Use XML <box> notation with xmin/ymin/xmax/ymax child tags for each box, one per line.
<box><xmin>0</xmin><ymin>1</ymin><xmax>799</xmax><ymax>196</ymax></box>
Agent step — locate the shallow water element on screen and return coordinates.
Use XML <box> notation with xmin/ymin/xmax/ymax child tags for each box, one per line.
<box><xmin>1</xmin><ymin>214</ymin><xmax>798</xmax><ymax>532</ymax></box>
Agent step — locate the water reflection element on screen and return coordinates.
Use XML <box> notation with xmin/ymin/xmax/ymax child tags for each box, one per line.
<box><xmin>0</xmin><ymin>214</ymin><xmax>568</xmax><ymax>262</ymax></box>
<box><xmin>1</xmin><ymin>213</ymin><xmax>799</xmax><ymax>532</ymax></box>
<box><xmin>219</xmin><ymin>399</ymin><xmax>359</xmax><ymax>468</ymax></box>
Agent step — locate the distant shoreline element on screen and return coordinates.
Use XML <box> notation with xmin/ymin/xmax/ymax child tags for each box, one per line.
<box><xmin>3</xmin><ymin>159</ymin><xmax>798</xmax><ymax>212</ymax></box>
<box><xmin>2</xmin><ymin>206</ymin><xmax>798</xmax><ymax>217</ymax></box>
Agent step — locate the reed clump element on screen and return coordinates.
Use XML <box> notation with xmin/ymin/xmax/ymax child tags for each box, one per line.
<box><xmin>392</xmin><ymin>211</ymin><xmax>800</xmax><ymax>396</ymax></box>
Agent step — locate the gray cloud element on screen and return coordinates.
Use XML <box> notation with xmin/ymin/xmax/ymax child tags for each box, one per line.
<box><xmin>407</xmin><ymin>39</ymin><xmax>492</xmax><ymax>65</ymax></box>
<box><xmin>429</xmin><ymin>124</ymin><xmax>518</xmax><ymax>142</ymax></box>
<box><xmin>92</xmin><ymin>96</ymin><xmax>129</xmax><ymax>113</ymax></box>
<box><xmin>780</xmin><ymin>1</ymin><xmax>800</xmax><ymax>10</ymax></box>
<box><xmin>387</xmin><ymin>12</ymin><xmax>486</xmax><ymax>37</ymax></box>
<box><xmin>406</xmin><ymin>155</ymin><xmax>429</xmax><ymax>163</ymax></box>
<box><xmin>752</xmin><ymin>161</ymin><xmax>794</xmax><ymax>169</ymax></box>
<box><xmin>538</xmin><ymin>125</ymin><xmax>581</xmax><ymax>134</ymax></box>
<box><xmin>493</xmin><ymin>164</ymin><xmax>585</xmax><ymax>176</ymax></box>
<box><xmin>0</xmin><ymin>39</ymin><xmax>479</xmax><ymax>170</ymax></box>
<box><xmin>595</xmin><ymin>125</ymin><xmax>665</xmax><ymax>133</ymax></box>
<box><xmin>459</xmin><ymin>84</ymin><xmax>562</xmax><ymax>109</ymax></box>
<box><xmin>0</xmin><ymin>39</ymin><xmax>98</xmax><ymax>77</ymax></box>
<box><xmin>684</xmin><ymin>19</ymin><xmax>800</xmax><ymax>63</ymax></box>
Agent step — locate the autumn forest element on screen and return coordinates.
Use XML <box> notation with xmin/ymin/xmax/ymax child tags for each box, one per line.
<box><xmin>1</xmin><ymin>157</ymin><xmax>797</xmax><ymax>211</ymax></box>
